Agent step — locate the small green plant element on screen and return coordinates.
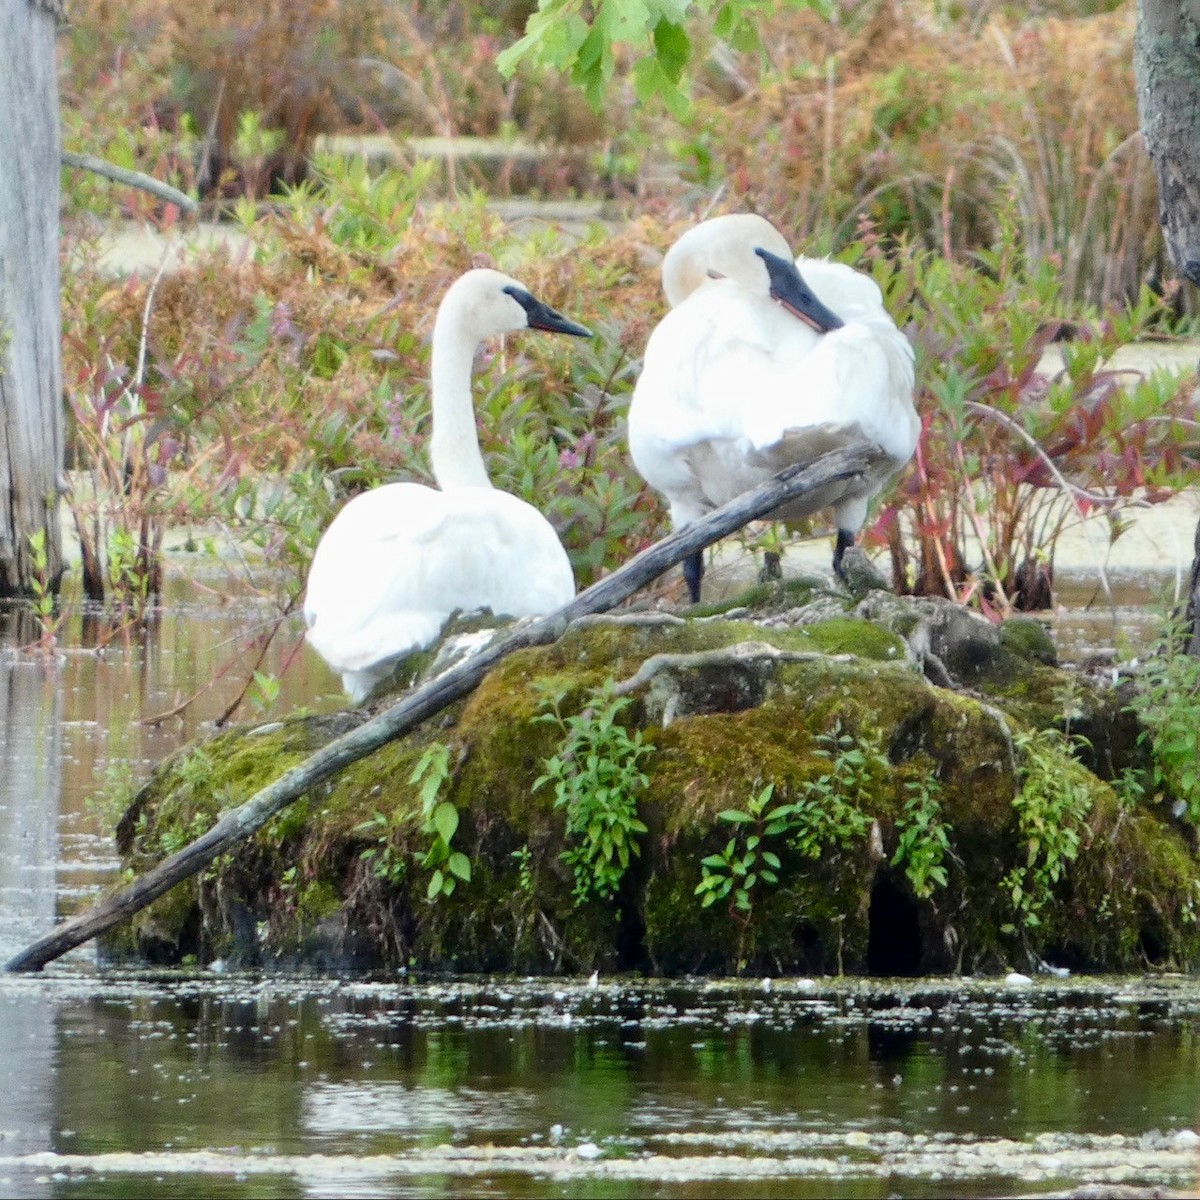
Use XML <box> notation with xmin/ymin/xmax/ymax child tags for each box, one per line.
<box><xmin>107</xmin><ymin>526</ymin><xmax>154</xmax><ymax>618</ymax></box>
<box><xmin>695</xmin><ymin>781</ymin><xmax>786</xmax><ymax>915</ymax></box>
<box><xmin>789</xmin><ymin>723</ymin><xmax>881</xmax><ymax>856</ymax></box>
<box><xmin>279</xmin><ymin>864</ymin><xmax>299</xmax><ymax>900</ymax></box>
<box><xmin>695</xmin><ymin>723</ymin><xmax>883</xmax><ymax>919</ymax></box>
<box><xmin>356</xmin><ymin>811</ymin><xmax>409</xmax><ymax>887</ymax></box>
<box><xmin>1111</xmin><ymin>765</ymin><xmax>1147</xmax><ymax>811</ymax></box>
<box><xmin>891</xmin><ymin>772</ymin><xmax>951</xmax><ymax>900</ymax></box>
<box><xmin>24</xmin><ymin>529</ymin><xmax>64</xmax><ymax>651</ymax></box>
<box><xmin>247</xmin><ymin>670</ymin><xmax>281</xmax><ymax>716</ymax></box>
<box><xmin>533</xmin><ymin>680</ymin><xmax>652</xmax><ymax>904</ymax></box>
<box><xmin>355</xmin><ymin>742</ymin><xmax>469</xmax><ymax>900</ymax></box>
<box><xmin>412</xmin><ymin>742</ymin><xmax>470</xmax><ymax>900</ymax></box>
<box><xmin>511</xmin><ymin>845</ymin><xmax>535</xmax><ymax>894</ymax></box>
<box><xmin>172</xmin><ymin>745</ymin><xmax>217</xmax><ymax>797</ymax></box>
<box><xmin>158</xmin><ymin>809</ymin><xmax>214</xmax><ymax>858</ymax></box>
<box><xmin>1125</xmin><ymin>626</ymin><xmax>1200</xmax><ymax>823</ymax></box>
<box><xmin>1001</xmin><ymin>728</ymin><xmax>1095</xmax><ymax>931</ymax></box>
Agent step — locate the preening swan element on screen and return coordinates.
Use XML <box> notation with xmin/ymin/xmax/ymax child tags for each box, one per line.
<box><xmin>628</xmin><ymin>213</ymin><xmax>919</xmax><ymax>602</ymax></box>
<box><xmin>304</xmin><ymin>268</ymin><xmax>591</xmax><ymax>702</ymax></box>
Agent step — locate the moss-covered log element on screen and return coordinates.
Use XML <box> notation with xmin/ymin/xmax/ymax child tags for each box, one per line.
<box><xmin>103</xmin><ymin>585</ymin><xmax>1200</xmax><ymax>978</ymax></box>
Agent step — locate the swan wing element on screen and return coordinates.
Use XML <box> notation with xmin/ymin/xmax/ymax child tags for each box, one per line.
<box><xmin>737</xmin><ymin>322</ymin><xmax>918</xmax><ymax>465</ymax></box>
<box><xmin>629</xmin><ymin>283</ymin><xmax>814</xmax><ymax>488</ymax></box>
<box><xmin>304</xmin><ymin>483</ymin><xmax>574</xmax><ymax>674</ymax></box>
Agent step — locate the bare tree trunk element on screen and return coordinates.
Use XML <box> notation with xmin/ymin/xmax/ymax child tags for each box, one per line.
<box><xmin>0</xmin><ymin>0</ymin><xmax>64</xmax><ymax>597</ymax></box>
<box><xmin>1135</xmin><ymin>0</ymin><xmax>1200</xmax><ymax>285</ymax></box>
<box><xmin>1135</xmin><ymin>2</ymin><xmax>1200</xmax><ymax>650</ymax></box>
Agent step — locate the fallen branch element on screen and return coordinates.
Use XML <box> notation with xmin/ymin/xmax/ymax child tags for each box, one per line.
<box><xmin>62</xmin><ymin>151</ymin><xmax>200</xmax><ymax>215</ymax></box>
<box><xmin>5</xmin><ymin>442</ymin><xmax>880</xmax><ymax>973</ymax></box>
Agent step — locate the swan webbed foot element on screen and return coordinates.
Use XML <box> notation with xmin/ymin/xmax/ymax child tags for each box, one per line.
<box><xmin>683</xmin><ymin>551</ymin><xmax>705</xmax><ymax>604</ymax></box>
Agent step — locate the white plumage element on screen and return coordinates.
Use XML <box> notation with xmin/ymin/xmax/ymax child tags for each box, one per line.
<box><xmin>304</xmin><ymin>268</ymin><xmax>590</xmax><ymax>702</ymax></box>
<box><xmin>627</xmin><ymin>213</ymin><xmax>919</xmax><ymax>600</ymax></box>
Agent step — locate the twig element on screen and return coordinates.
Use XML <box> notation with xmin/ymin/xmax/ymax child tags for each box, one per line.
<box><xmin>951</xmin><ymin>438</ymin><xmax>1011</xmax><ymax>611</ymax></box>
<box><xmin>698</xmin><ymin>183</ymin><xmax>727</xmax><ymax>222</ymax></box>
<box><xmin>570</xmin><ymin>612</ymin><xmax>687</xmax><ymax>630</ymax></box>
<box><xmin>4</xmin><ymin>443</ymin><xmax>882</xmax><ymax>973</ymax></box>
<box><xmin>612</xmin><ymin>641</ymin><xmax>854</xmax><ymax>697</ymax></box>
<box><xmin>139</xmin><ymin>653</ymin><xmax>245</xmax><ymax>728</ymax></box>
<box><xmin>963</xmin><ymin>401</ymin><xmax>1123</xmax><ymax>508</ymax></box>
<box><xmin>213</xmin><ymin>600</ymin><xmax>302</xmax><ymax>728</ymax></box>
<box><xmin>132</xmin><ymin>258</ymin><xmax>170</xmax><ymax>396</ymax></box>
<box><xmin>965</xmin><ymin>400</ymin><xmax>1186</xmax><ymax>605</ymax></box>
<box><xmin>61</xmin><ymin>151</ymin><xmax>199</xmax><ymax>215</ymax></box>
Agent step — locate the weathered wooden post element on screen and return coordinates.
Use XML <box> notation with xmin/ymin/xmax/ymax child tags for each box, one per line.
<box><xmin>0</xmin><ymin>0</ymin><xmax>65</xmax><ymax>597</ymax></box>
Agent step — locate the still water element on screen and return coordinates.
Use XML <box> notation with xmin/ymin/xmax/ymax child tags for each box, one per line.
<box><xmin>1</xmin><ymin>567</ymin><xmax>1197</xmax><ymax>1198</ymax></box>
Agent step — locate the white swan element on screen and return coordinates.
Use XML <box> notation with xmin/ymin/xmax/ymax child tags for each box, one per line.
<box><xmin>304</xmin><ymin>268</ymin><xmax>591</xmax><ymax>702</ymax></box>
<box><xmin>628</xmin><ymin>213</ymin><xmax>919</xmax><ymax>601</ymax></box>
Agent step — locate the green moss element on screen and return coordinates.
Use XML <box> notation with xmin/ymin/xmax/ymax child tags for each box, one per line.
<box><xmin>108</xmin><ymin>601</ymin><xmax>1200</xmax><ymax>977</ymax></box>
<box><xmin>999</xmin><ymin>616</ymin><xmax>1058</xmax><ymax>666</ymax></box>
<box><xmin>684</xmin><ymin>575</ymin><xmax>828</xmax><ymax>619</ymax></box>
<box><xmin>801</xmin><ymin>617</ymin><xmax>909</xmax><ymax>661</ymax></box>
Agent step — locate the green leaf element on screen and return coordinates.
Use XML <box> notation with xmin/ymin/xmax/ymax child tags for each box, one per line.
<box><xmin>652</xmin><ymin>16</ymin><xmax>691</xmax><ymax>84</ymax></box>
<box><xmin>448</xmin><ymin>851</ymin><xmax>472</xmax><ymax>882</ymax></box>
<box><xmin>719</xmin><ymin>809</ymin><xmax>754</xmax><ymax>824</ymax></box>
<box><xmin>631</xmin><ymin>56</ymin><xmax>690</xmax><ymax>119</ymax></box>
<box><xmin>432</xmin><ymin>802</ymin><xmax>459</xmax><ymax>845</ymax></box>
<box><xmin>497</xmin><ymin>5</ymin><xmax>587</xmax><ymax>77</ymax></box>
<box><xmin>427</xmin><ymin>870</ymin><xmax>444</xmax><ymax>900</ymax></box>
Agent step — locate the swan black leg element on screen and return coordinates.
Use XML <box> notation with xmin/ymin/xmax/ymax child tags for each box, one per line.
<box><xmin>683</xmin><ymin>551</ymin><xmax>705</xmax><ymax>604</ymax></box>
<box><xmin>833</xmin><ymin>529</ymin><xmax>855</xmax><ymax>582</ymax></box>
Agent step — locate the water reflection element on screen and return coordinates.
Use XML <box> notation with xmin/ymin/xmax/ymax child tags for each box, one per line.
<box><xmin>0</xmin><ymin>575</ymin><xmax>337</xmax><ymax>1197</ymax></box>
<box><xmin>0</xmin><ymin>638</ymin><xmax>60</xmax><ymax>1180</ymax></box>
<box><xmin>0</xmin><ymin>575</ymin><xmax>341</xmax><ymax>942</ymax></box>
<box><xmin>0</xmin><ymin>977</ymin><xmax>1192</xmax><ymax>1198</ymax></box>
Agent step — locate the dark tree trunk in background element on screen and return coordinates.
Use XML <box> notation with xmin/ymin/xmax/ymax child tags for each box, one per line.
<box><xmin>1135</xmin><ymin>0</ymin><xmax>1200</xmax><ymax>285</ymax></box>
<box><xmin>1135</xmin><ymin>1</ymin><xmax>1200</xmax><ymax>652</ymax></box>
<box><xmin>0</xmin><ymin>0</ymin><xmax>64</xmax><ymax>597</ymax></box>
<box><xmin>1185</xmin><ymin>516</ymin><xmax>1200</xmax><ymax>654</ymax></box>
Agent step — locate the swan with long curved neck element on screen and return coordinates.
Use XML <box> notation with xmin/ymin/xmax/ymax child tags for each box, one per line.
<box><xmin>304</xmin><ymin>268</ymin><xmax>591</xmax><ymax>702</ymax></box>
<box><xmin>628</xmin><ymin>213</ymin><xmax>918</xmax><ymax>601</ymax></box>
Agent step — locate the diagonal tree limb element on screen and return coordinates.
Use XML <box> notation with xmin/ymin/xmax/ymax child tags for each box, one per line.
<box><xmin>5</xmin><ymin>441</ymin><xmax>881</xmax><ymax>973</ymax></box>
<box><xmin>61</xmin><ymin>151</ymin><xmax>200</xmax><ymax>215</ymax></box>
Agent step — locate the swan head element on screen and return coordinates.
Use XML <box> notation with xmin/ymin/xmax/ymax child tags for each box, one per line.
<box><xmin>436</xmin><ymin>268</ymin><xmax>592</xmax><ymax>341</ymax></box>
<box><xmin>661</xmin><ymin>213</ymin><xmax>844</xmax><ymax>333</ymax></box>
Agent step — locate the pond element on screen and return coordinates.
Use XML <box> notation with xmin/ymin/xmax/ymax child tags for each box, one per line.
<box><xmin>1</xmin><ymin>566</ymin><xmax>1197</xmax><ymax>1198</ymax></box>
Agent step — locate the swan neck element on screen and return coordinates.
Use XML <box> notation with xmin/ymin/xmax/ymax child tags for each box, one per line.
<box><xmin>428</xmin><ymin>305</ymin><xmax>493</xmax><ymax>490</ymax></box>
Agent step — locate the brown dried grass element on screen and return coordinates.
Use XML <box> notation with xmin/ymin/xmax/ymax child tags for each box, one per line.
<box><xmin>707</xmin><ymin>3</ymin><xmax>1161</xmax><ymax>305</ymax></box>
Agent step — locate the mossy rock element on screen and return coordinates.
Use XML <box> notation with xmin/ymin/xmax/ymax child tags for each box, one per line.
<box><xmin>102</xmin><ymin>598</ymin><xmax>1200</xmax><ymax>978</ymax></box>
